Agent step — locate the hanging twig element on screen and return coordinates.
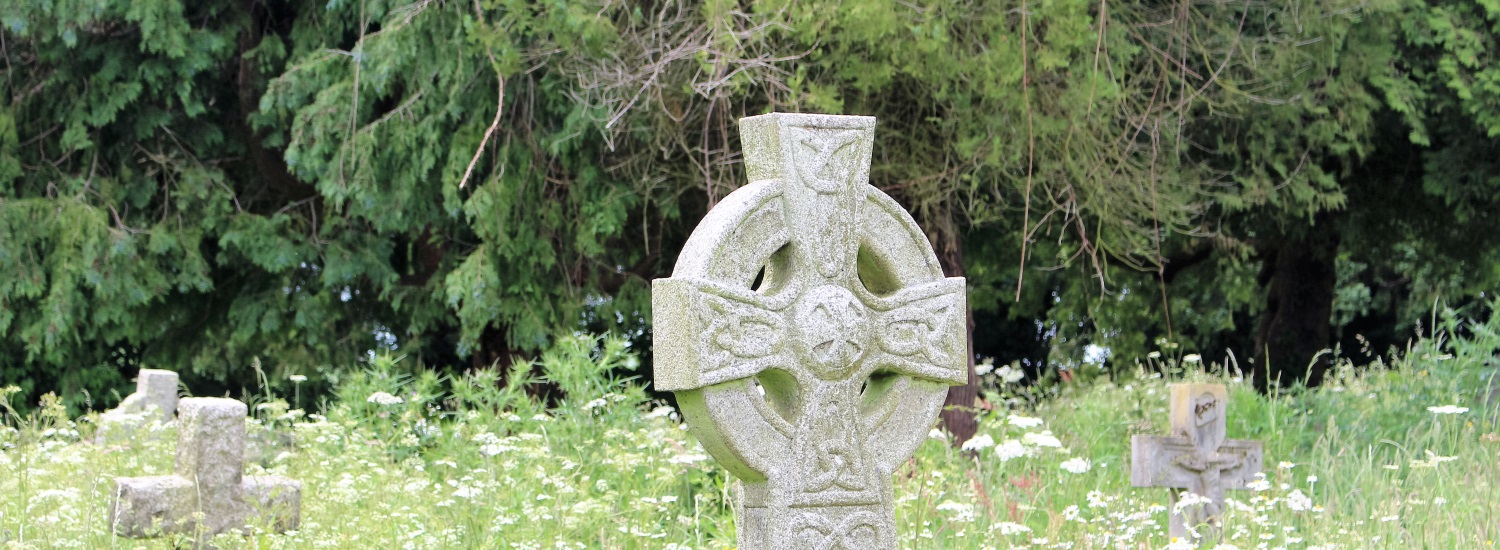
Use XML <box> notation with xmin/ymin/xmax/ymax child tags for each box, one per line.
<box><xmin>1015</xmin><ymin>0</ymin><xmax>1036</xmax><ymax>303</ymax></box>
<box><xmin>460</xmin><ymin>46</ymin><xmax>507</xmax><ymax>190</ymax></box>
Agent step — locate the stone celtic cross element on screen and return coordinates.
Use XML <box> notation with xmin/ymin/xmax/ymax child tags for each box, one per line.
<box><xmin>654</xmin><ymin>113</ymin><xmax>968</xmax><ymax>549</ymax></box>
<box><xmin>1131</xmin><ymin>383</ymin><xmax>1263</xmax><ymax>541</ymax></box>
<box><xmin>110</xmin><ymin>397</ymin><xmax>301</xmax><ymax>540</ymax></box>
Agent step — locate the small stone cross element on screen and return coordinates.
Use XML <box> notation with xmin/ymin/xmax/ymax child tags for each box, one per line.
<box><xmin>121</xmin><ymin>369</ymin><xmax>181</xmax><ymax>423</ymax></box>
<box><xmin>97</xmin><ymin>369</ymin><xmax>181</xmax><ymax>443</ymax></box>
<box><xmin>110</xmin><ymin>397</ymin><xmax>301</xmax><ymax>540</ymax></box>
<box><xmin>1131</xmin><ymin>383</ymin><xmax>1263</xmax><ymax>541</ymax></box>
<box><xmin>654</xmin><ymin>113</ymin><xmax>968</xmax><ymax>549</ymax></box>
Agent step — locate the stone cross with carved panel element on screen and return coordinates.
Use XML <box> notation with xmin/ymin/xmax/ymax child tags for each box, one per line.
<box><xmin>110</xmin><ymin>397</ymin><xmax>301</xmax><ymax>540</ymax></box>
<box><xmin>1132</xmin><ymin>383</ymin><xmax>1264</xmax><ymax>541</ymax></box>
<box><xmin>654</xmin><ymin>113</ymin><xmax>968</xmax><ymax>549</ymax></box>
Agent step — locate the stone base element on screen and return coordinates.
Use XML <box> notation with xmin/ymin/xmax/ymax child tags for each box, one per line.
<box><xmin>110</xmin><ymin>476</ymin><xmax>302</xmax><ymax>538</ymax></box>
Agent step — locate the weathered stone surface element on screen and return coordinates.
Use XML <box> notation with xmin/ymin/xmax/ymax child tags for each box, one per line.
<box><xmin>1131</xmin><ymin>383</ymin><xmax>1264</xmax><ymax>541</ymax></box>
<box><xmin>110</xmin><ymin>397</ymin><xmax>301</xmax><ymax>541</ymax></box>
<box><xmin>96</xmin><ymin>369</ymin><xmax>180</xmax><ymax>443</ymax></box>
<box><xmin>653</xmin><ymin>113</ymin><xmax>968</xmax><ymax>549</ymax></box>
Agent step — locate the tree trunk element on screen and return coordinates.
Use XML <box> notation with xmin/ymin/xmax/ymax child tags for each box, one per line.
<box><xmin>934</xmin><ymin>231</ymin><xmax>979</xmax><ymax>445</ymax></box>
<box><xmin>1252</xmin><ymin>219</ymin><xmax>1338</xmax><ymax>391</ymax></box>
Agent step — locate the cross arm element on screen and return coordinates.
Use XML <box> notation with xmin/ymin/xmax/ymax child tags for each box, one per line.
<box><xmin>653</xmin><ymin>277</ymin><xmax>794</xmax><ymax>391</ymax></box>
<box><xmin>860</xmin><ymin>277</ymin><xmax>968</xmax><ymax>386</ymax></box>
<box><xmin>1130</xmin><ymin>435</ymin><xmax>1265</xmax><ymax>490</ymax></box>
<box><xmin>109</xmin><ymin>476</ymin><xmax>195</xmax><ymax>536</ymax></box>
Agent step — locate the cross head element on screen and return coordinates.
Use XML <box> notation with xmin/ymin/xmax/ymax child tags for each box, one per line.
<box><xmin>654</xmin><ymin>113</ymin><xmax>969</xmax><ymax>549</ymax></box>
<box><xmin>1131</xmin><ymin>383</ymin><xmax>1264</xmax><ymax>541</ymax></box>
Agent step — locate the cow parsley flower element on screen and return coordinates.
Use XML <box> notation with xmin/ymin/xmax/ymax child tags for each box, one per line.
<box><xmin>1007</xmin><ymin>414</ymin><xmax>1044</xmax><ymax>429</ymax></box>
<box><xmin>974</xmin><ymin>358</ymin><xmax>995</xmax><ymax>376</ymax></box>
<box><xmin>1060</xmin><ymin>457</ymin><xmax>1091</xmax><ymax>474</ymax></box>
<box><xmin>1427</xmin><ymin>405</ymin><xmax>1469</xmax><ymax>415</ymax></box>
<box><xmin>995</xmin><ymin>439</ymin><xmax>1028</xmax><ymax>462</ymax></box>
<box><xmin>992</xmin><ymin>522</ymin><xmax>1031</xmax><ymax>535</ymax></box>
<box><xmin>1022</xmin><ymin>431</ymin><xmax>1062</xmax><ymax>448</ymax></box>
<box><xmin>367</xmin><ymin>391</ymin><xmax>403</xmax><ymax>406</ymax></box>
<box><xmin>961</xmin><ymin>434</ymin><xmax>996</xmax><ymax>451</ymax></box>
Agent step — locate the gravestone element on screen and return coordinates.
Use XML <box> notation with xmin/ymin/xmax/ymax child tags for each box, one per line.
<box><xmin>110</xmin><ymin>398</ymin><xmax>301</xmax><ymax>540</ymax></box>
<box><xmin>653</xmin><ymin>113</ymin><xmax>968</xmax><ymax>549</ymax></box>
<box><xmin>96</xmin><ymin>369</ymin><xmax>180</xmax><ymax>443</ymax></box>
<box><xmin>1131</xmin><ymin>383</ymin><xmax>1263</xmax><ymax>541</ymax></box>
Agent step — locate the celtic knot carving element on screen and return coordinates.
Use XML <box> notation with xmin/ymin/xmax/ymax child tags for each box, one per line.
<box><xmin>789</xmin><ymin>128</ymin><xmax>863</xmax><ymax>194</ymax></box>
<box><xmin>697</xmin><ymin>291</ymin><xmax>787</xmax><ymax>373</ymax></box>
<box><xmin>791</xmin><ymin>511</ymin><xmax>886</xmax><ymax>550</ymax></box>
<box><xmin>798</xmin><ymin>386</ymin><xmax>870</xmax><ymax>496</ymax></box>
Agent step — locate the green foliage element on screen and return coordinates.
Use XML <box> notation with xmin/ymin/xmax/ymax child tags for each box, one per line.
<box><xmin>1</xmin><ymin>0</ymin><xmax>673</xmax><ymax>407</ymax></box>
<box><xmin>3</xmin><ymin>0</ymin><xmax>1499</xmax><ymax>410</ymax></box>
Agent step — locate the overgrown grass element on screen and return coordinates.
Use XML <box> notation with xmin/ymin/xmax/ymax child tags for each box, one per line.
<box><xmin>1</xmin><ymin>316</ymin><xmax>1498</xmax><ymax>548</ymax></box>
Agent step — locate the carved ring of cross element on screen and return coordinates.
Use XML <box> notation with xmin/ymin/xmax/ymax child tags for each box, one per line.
<box><xmin>653</xmin><ymin>114</ymin><xmax>968</xmax><ymax>485</ymax></box>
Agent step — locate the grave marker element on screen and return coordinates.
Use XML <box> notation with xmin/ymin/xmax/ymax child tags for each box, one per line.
<box><xmin>1131</xmin><ymin>383</ymin><xmax>1263</xmax><ymax>541</ymax></box>
<box><xmin>110</xmin><ymin>397</ymin><xmax>301</xmax><ymax>540</ymax></box>
<box><xmin>654</xmin><ymin>113</ymin><xmax>968</xmax><ymax>549</ymax></box>
<box><xmin>96</xmin><ymin>369</ymin><xmax>180</xmax><ymax>443</ymax></box>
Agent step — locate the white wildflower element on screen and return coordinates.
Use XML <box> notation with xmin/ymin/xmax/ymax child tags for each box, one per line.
<box><xmin>935</xmin><ymin>500</ymin><xmax>975</xmax><ymax>522</ymax></box>
<box><xmin>367</xmin><ymin>391</ymin><xmax>403</xmax><ymax>406</ymax></box>
<box><xmin>1410</xmin><ymin>449</ymin><xmax>1459</xmax><ymax>468</ymax></box>
<box><xmin>1284</xmin><ymin>490</ymin><xmax>1312</xmax><ymax>511</ymax></box>
<box><xmin>1059</xmin><ymin>457</ymin><xmax>1091</xmax><ymax>474</ymax></box>
<box><xmin>1174</xmin><ymin>492</ymin><xmax>1212</xmax><ymax>514</ymax></box>
<box><xmin>961</xmin><ymin>434</ymin><xmax>996</xmax><ymax>451</ymax></box>
<box><xmin>289</xmin><ymin>374</ymin><xmax>308</xmax><ymax>382</ymax></box>
<box><xmin>992</xmin><ymin>522</ymin><xmax>1031</xmax><ymax>535</ymax></box>
<box><xmin>453</xmin><ymin>486</ymin><xmax>481</xmax><ymax>498</ymax></box>
<box><xmin>997</xmin><ymin>364</ymin><xmax>1025</xmax><ymax>383</ymax></box>
<box><xmin>974</xmin><ymin>358</ymin><xmax>995</xmax><ymax>376</ymax></box>
<box><xmin>928</xmin><ymin>428</ymin><xmax>948</xmax><ymax>440</ymax></box>
<box><xmin>1062</xmin><ymin>504</ymin><xmax>1080</xmax><ymax>521</ymax></box>
<box><xmin>1007</xmin><ymin>414</ymin><xmax>1044</xmax><ymax>429</ymax></box>
<box><xmin>995</xmin><ymin>439</ymin><xmax>1028</xmax><ymax>462</ymax></box>
<box><xmin>1022</xmin><ymin>431</ymin><xmax>1062</xmax><ymax>448</ymax></box>
<box><xmin>1427</xmin><ymin>405</ymin><xmax>1468</xmax><ymax>414</ymax></box>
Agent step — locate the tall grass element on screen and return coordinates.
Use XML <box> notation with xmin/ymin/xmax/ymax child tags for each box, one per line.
<box><xmin>0</xmin><ymin>317</ymin><xmax>1497</xmax><ymax>548</ymax></box>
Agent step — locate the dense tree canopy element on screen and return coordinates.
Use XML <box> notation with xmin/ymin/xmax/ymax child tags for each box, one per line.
<box><xmin>1</xmin><ymin>0</ymin><xmax>1496</xmax><ymax>431</ymax></box>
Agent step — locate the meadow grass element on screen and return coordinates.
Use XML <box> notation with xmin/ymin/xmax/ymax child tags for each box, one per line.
<box><xmin>1</xmin><ymin>319</ymin><xmax>1497</xmax><ymax>548</ymax></box>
